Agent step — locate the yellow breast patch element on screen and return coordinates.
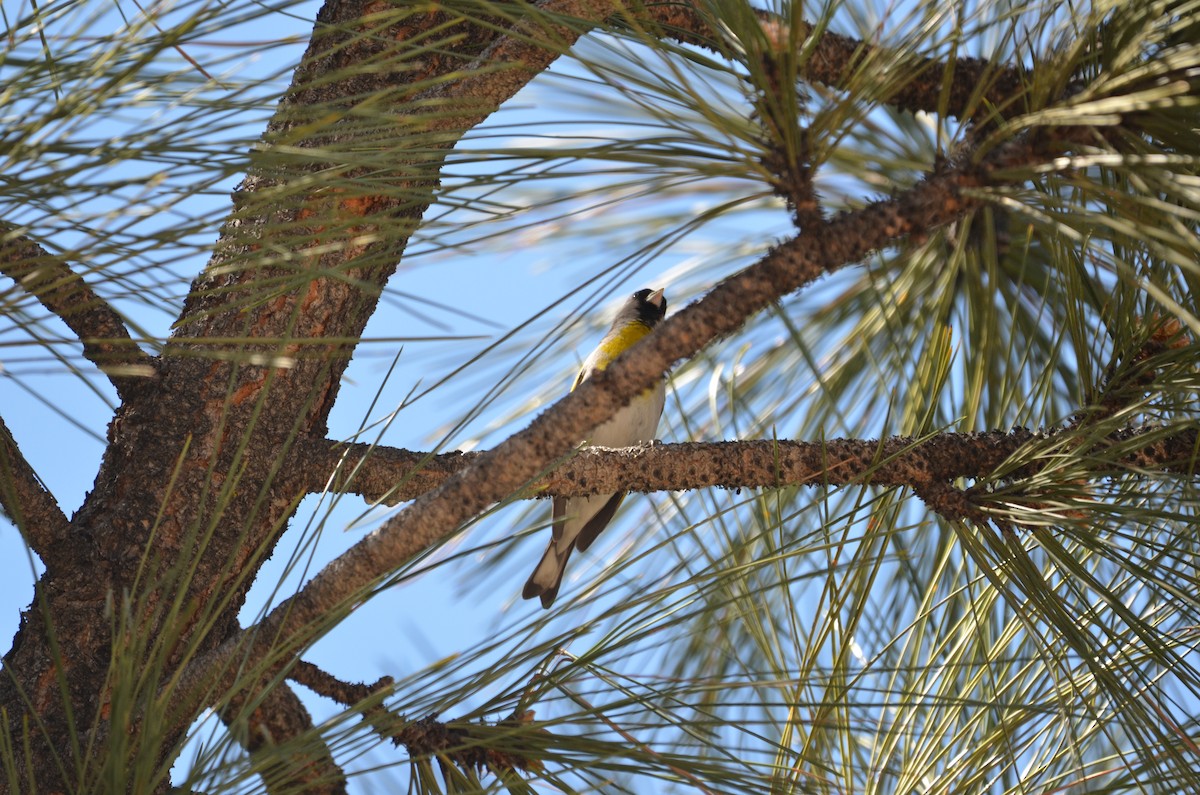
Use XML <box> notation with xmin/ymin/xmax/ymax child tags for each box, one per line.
<box><xmin>572</xmin><ymin>321</ymin><xmax>654</xmax><ymax>391</ymax></box>
<box><xmin>595</xmin><ymin>322</ymin><xmax>653</xmax><ymax>369</ymax></box>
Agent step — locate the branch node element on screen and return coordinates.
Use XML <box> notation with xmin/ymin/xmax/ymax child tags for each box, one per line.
<box><xmin>913</xmin><ymin>480</ymin><xmax>989</xmax><ymax>524</ymax></box>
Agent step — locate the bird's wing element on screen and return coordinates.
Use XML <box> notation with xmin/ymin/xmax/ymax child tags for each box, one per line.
<box><xmin>551</xmin><ymin>496</ymin><xmax>570</xmax><ymax>542</ymax></box>
<box><xmin>574</xmin><ymin>492</ymin><xmax>625</xmax><ymax>552</ymax></box>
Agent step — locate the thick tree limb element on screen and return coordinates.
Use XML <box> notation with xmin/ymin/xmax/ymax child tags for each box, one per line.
<box><xmin>0</xmin><ymin>415</ymin><xmax>68</xmax><ymax>555</ymax></box>
<box><xmin>108</xmin><ymin>0</ymin><xmax>642</xmax><ymax>755</ymax></box>
<box><xmin>297</xmin><ymin>427</ymin><xmax>1199</xmax><ymax>506</ymax></box>
<box><xmin>0</xmin><ymin>226</ymin><xmax>157</xmax><ymax>400</ymax></box>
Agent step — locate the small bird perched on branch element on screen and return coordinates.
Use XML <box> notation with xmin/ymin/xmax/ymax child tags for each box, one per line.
<box><xmin>522</xmin><ymin>287</ymin><xmax>668</xmax><ymax>609</ymax></box>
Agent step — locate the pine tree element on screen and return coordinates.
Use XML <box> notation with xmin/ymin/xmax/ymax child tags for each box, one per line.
<box><xmin>1</xmin><ymin>0</ymin><xmax>1198</xmax><ymax>791</ymax></box>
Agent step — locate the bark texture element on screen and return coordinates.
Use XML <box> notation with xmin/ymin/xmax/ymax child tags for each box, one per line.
<box><xmin>1</xmin><ymin>0</ymin><xmax>531</xmax><ymax>789</ymax></box>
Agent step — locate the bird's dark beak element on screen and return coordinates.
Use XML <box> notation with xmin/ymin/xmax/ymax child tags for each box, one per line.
<box><xmin>647</xmin><ymin>287</ymin><xmax>665</xmax><ymax>308</ymax></box>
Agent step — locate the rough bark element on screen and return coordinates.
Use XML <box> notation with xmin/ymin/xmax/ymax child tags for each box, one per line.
<box><xmin>0</xmin><ymin>0</ymin><xmax>564</xmax><ymax>788</ymax></box>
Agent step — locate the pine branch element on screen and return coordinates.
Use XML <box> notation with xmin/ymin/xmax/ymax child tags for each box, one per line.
<box><xmin>144</xmin><ymin>4</ymin><xmax>1179</xmax><ymax>773</ymax></box>
<box><xmin>0</xmin><ymin>414</ymin><xmax>68</xmax><ymax>556</ymax></box>
<box><xmin>0</xmin><ymin>225</ymin><xmax>157</xmax><ymax>401</ymax></box>
<box><xmin>387</xmin><ymin>713</ymin><xmax>543</xmax><ymax>781</ymax></box>
<box><xmin>222</xmin><ymin>678</ymin><xmax>348</xmax><ymax>795</ymax></box>
<box><xmin>640</xmin><ymin>2</ymin><xmax>1028</xmax><ymax>121</ymax></box>
<box><xmin>293</xmin><ymin>440</ymin><xmax>475</xmax><ymax>503</ymax></box>
<box><xmin>287</xmin><ymin>660</ymin><xmax>393</xmax><ymax>709</ymax></box>
<box><xmin>289</xmin><ymin>662</ymin><xmax>537</xmax><ymax>780</ymax></box>
<box><xmin>296</xmin><ymin>427</ymin><xmax>1198</xmax><ymax>506</ymax></box>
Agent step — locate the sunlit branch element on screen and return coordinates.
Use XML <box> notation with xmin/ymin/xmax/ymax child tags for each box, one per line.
<box><xmin>0</xmin><ymin>226</ymin><xmax>157</xmax><ymax>401</ymax></box>
<box><xmin>640</xmin><ymin>2</ymin><xmax>1027</xmax><ymax>121</ymax></box>
<box><xmin>297</xmin><ymin>427</ymin><xmax>1199</xmax><ymax>506</ymax></box>
<box><xmin>0</xmin><ymin>414</ymin><xmax>68</xmax><ymax>556</ymax></box>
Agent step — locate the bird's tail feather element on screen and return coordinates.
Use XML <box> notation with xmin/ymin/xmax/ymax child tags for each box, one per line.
<box><xmin>522</xmin><ymin>540</ymin><xmax>574</xmax><ymax>609</ymax></box>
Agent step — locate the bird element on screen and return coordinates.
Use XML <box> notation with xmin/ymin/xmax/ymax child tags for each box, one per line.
<box><xmin>522</xmin><ymin>287</ymin><xmax>668</xmax><ymax>609</ymax></box>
